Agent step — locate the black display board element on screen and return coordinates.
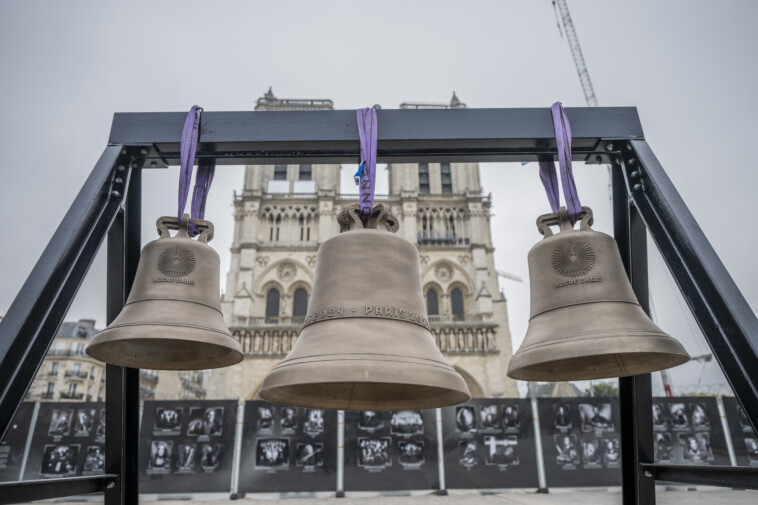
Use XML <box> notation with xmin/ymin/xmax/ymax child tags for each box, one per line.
<box><xmin>721</xmin><ymin>397</ymin><xmax>758</xmax><ymax>467</ymax></box>
<box><xmin>139</xmin><ymin>400</ymin><xmax>237</xmax><ymax>493</ymax></box>
<box><xmin>0</xmin><ymin>403</ymin><xmax>34</xmax><ymax>482</ymax></box>
<box><xmin>344</xmin><ymin>409</ymin><xmax>438</xmax><ymax>491</ymax></box>
<box><xmin>441</xmin><ymin>399</ymin><xmax>537</xmax><ymax>489</ymax></box>
<box><xmin>650</xmin><ymin>397</ymin><xmax>730</xmax><ymax>466</ymax></box>
<box><xmin>538</xmin><ymin>397</ymin><xmax>621</xmax><ymax>487</ymax></box>
<box><xmin>24</xmin><ymin>402</ymin><xmax>105</xmax><ymax>480</ymax></box>
<box><xmin>238</xmin><ymin>401</ymin><xmax>337</xmax><ymax>493</ymax></box>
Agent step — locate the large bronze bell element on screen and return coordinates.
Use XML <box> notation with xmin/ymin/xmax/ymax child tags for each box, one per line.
<box><xmin>259</xmin><ymin>204</ymin><xmax>471</xmax><ymax>411</ymax></box>
<box><xmin>507</xmin><ymin>207</ymin><xmax>689</xmax><ymax>381</ymax></box>
<box><xmin>87</xmin><ymin>214</ymin><xmax>243</xmax><ymax>370</ymax></box>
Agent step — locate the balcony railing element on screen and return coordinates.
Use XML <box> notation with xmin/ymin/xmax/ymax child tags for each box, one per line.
<box><xmin>139</xmin><ymin>370</ymin><xmax>159</xmax><ymax>385</ymax></box>
<box><xmin>64</xmin><ymin>370</ymin><xmax>89</xmax><ymax>379</ymax></box>
<box><xmin>40</xmin><ymin>392</ymin><xmax>55</xmax><ymax>399</ymax></box>
<box><xmin>428</xmin><ymin>314</ymin><xmax>493</xmax><ymax>325</ymax></box>
<box><xmin>48</xmin><ymin>371</ymin><xmax>58</xmax><ymax>377</ymax></box>
<box><xmin>47</xmin><ymin>349</ymin><xmax>88</xmax><ymax>358</ymax></box>
<box><xmin>59</xmin><ymin>391</ymin><xmax>84</xmax><ymax>400</ymax></box>
<box><xmin>231</xmin><ymin>316</ymin><xmax>305</xmax><ymax>327</ymax></box>
<box><xmin>417</xmin><ymin>231</ymin><xmax>470</xmax><ymax>246</ymax></box>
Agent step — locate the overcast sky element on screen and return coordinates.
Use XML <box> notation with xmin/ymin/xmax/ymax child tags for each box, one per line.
<box><xmin>1</xmin><ymin>0</ymin><xmax>755</xmax><ymax>395</ymax></box>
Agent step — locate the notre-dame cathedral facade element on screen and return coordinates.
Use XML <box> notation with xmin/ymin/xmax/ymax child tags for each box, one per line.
<box><xmin>202</xmin><ymin>89</ymin><xmax>518</xmax><ymax>400</ymax></box>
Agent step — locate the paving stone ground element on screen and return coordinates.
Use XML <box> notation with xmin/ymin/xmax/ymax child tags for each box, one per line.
<box><xmin>51</xmin><ymin>488</ymin><xmax>758</xmax><ymax>505</ymax></box>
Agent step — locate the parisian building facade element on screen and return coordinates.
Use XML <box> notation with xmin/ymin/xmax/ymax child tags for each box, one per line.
<box><xmin>210</xmin><ymin>89</ymin><xmax>519</xmax><ymax>400</ymax></box>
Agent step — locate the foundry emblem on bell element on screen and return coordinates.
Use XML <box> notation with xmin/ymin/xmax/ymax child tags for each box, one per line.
<box><xmin>507</xmin><ymin>206</ymin><xmax>690</xmax><ymax>381</ymax></box>
<box><xmin>86</xmin><ymin>214</ymin><xmax>243</xmax><ymax>370</ymax></box>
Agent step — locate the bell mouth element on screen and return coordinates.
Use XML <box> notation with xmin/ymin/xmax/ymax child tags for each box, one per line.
<box><xmin>86</xmin><ymin>327</ymin><xmax>243</xmax><ymax>370</ymax></box>
<box><xmin>260</xmin><ymin>381</ymin><xmax>471</xmax><ymax>411</ymax></box>
<box><xmin>507</xmin><ymin>335</ymin><xmax>691</xmax><ymax>381</ymax></box>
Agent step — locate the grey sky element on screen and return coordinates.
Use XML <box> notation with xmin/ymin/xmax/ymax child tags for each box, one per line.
<box><xmin>1</xmin><ymin>0</ymin><xmax>755</xmax><ymax>394</ymax></box>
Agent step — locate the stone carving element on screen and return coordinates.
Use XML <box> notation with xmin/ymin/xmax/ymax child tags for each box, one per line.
<box><xmin>277</xmin><ymin>262</ymin><xmax>297</xmax><ymax>282</ymax></box>
<box><xmin>419</xmin><ymin>255</ymin><xmax>430</xmax><ymax>266</ymax></box>
<box><xmin>256</xmin><ymin>256</ymin><xmax>270</xmax><ymax>267</ymax></box>
<box><xmin>306</xmin><ymin>255</ymin><xmax>317</xmax><ymax>268</ymax></box>
<box><xmin>435</xmin><ymin>262</ymin><xmax>453</xmax><ymax>282</ymax></box>
<box><xmin>457</xmin><ymin>254</ymin><xmax>470</xmax><ymax>265</ymax></box>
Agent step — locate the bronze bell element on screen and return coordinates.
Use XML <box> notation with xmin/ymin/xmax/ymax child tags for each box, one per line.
<box><xmin>86</xmin><ymin>214</ymin><xmax>243</xmax><ymax>370</ymax></box>
<box><xmin>507</xmin><ymin>207</ymin><xmax>689</xmax><ymax>381</ymax></box>
<box><xmin>259</xmin><ymin>203</ymin><xmax>471</xmax><ymax>411</ymax></box>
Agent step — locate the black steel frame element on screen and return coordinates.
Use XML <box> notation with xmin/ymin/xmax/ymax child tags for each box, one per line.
<box><xmin>0</xmin><ymin>107</ymin><xmax>756</xmax><ymax>505</ymax></box>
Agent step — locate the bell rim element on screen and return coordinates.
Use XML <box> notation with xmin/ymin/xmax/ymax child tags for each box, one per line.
<box><xmin>507</xmin><ymin>332</ymin><xmax>690</xmax><ymax>381</ymax></box>
<box><xmin>259</xmin><ymin>380</ymin><xmax>471</xmax><ymax>411</ymax></box>
<box><xmin>86</xmin><ymin>327</ymin><xmax>243</xmax><ymax>370</ymax></box>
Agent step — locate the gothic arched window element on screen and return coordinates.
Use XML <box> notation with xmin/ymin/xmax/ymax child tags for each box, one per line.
<box><xmin>426</xmin><ymin>289</ymin><xmax>439</xmax><ymax>316</ymax></box>
<box><xmin>451</xmin><ymin>288</ymin><xmax>464</xmax><ymax>320</ymax></box>
<box><xmin>265</xmin><ymin>289</ymin><xmax>280</xmax><ymax>321</ymax></box>
<box><xmin>293</xmin><ymin>288</ymin><xmax>308</xmax><ymax>317</ymax></box>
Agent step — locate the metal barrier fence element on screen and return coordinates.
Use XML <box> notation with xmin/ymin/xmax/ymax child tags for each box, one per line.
<box><xmin>1</xmin><ymin>396</ymin><xmax>754</xmax><ymax>495</ymax></box>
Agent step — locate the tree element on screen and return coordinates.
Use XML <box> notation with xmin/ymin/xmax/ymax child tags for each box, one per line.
<box><xmin>584</xmin><ymin>381</ymin><xmax>619</xmax><ymax>397</ymax></box>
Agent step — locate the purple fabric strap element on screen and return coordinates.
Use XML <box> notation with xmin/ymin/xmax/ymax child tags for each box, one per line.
<box><xmin>178</xmin><ymin>106</ymin><xmax>216</xmax><ymax>236</ymax></box>
<box><xmin>538</xmin><ymin>102</ymin><xmax>582</xmax><ymax>224</ymax></box>
<box><xmin>356</xmin><ymin>108</ymin><xmax>378</xmax><ymax>222</ymax></box>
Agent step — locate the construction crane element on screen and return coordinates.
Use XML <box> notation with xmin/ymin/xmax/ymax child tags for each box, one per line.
<box><xmin>552</xmin><ymin>0</ymin><xmax>598</xmax><ymax>107</ymax></box>
<box><xmin>552</xmin><ymin>2</ymin><xmax>717</xmax><ymax>397</ymax></box>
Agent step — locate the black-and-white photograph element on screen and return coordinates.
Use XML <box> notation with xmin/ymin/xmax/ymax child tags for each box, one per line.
<box><xmin>654</xmin><ymin>433</ymin><xmax>673</xmax><ymax>462</ymax></box>
<box><xmin>95</xmin><ymin>409</ymin><xmax>106</xmax><ymax>443</ymax></box>
<box><xmin>187</xmin><ymin>407</ymin><xmax>223</xmax><ymax>437</ymax></box>
<box><xmin>459</xmin><ymin>440</ymin><xmax>477</xmax><ymax>468</ymax></box>
<box><xmin>177</xmin><ymin>443</ymin><xmax>196</xmax><ymax>471</ymax></box>
<box><xmin>398</xmin><ymin>440</ymin><xmax>425</xmax><ymax>467</ymax></box>
<box><xmin>358</xmin><ymin>438</ymin><xmax>391</xmax><ymax>468</ymax></box>
<box><xmin>280</xmin><ymin>407</ymin><xmax>297</xmax><ymax>431</ymax></box>
<box><xmin>554</xmin><ymin>404</ymin><xmax>572</xmax><ymax>430</ymax></box>
<box><xmin>483</xmin><ymin>436</ymin><xmax>519</xmax><ymax>466</ymax></box>
<box><xmin>296</xmin><ymin>443</ymin><xmax>324</xmax><ymax>467</ymax></box>
<box><xmin>73</xmin><ymin>409</ymin><xmax>95</xmax><ymax>436</ymax></box>
<box><xmin>40</xmin><ymin>444</ymin><xmax>79</xmax><ymax>476</ymax></box>
<box><xmin>456</xmin><ymin>406</ymin><xmax>476</xmax><ymax>433</ymax></box>
<box><xmin>148</xmin><ymin>440</ymin><xmax>173</xmax><ymax>472</ymax></box>
<box><xmin>48</xmin><ymin>409</ymin><xmax>73</xmax><ymax>437</ymax></box>
<box><xmin>154</xmin><ymin>407</ymin><xmax>182</xmax><ymax>435</ymax></box>
<box><xmin>579</xmin><ymin>403</ymin><xmax>613</xmax><ymax>432</ymax></box>
<box><xmin>652</xmin><ymin>403</ymin><xmax>669</xmax><ymax>430</ymax></box>
<box><xmin>480</xmin><ymin>405</ymin><xmax>501</xmax><ymax>430</ymax></box>
<box><xmin>581</xmin><ymin>439</ymin><xmax>602</xmax><ymax>466</ymax></box>
<box><xmin>255</xmin><ymin>438</ymin><xmax>289</xmax><ymax>468</ymax></box>
<box><xmin>679</xmin><ymin>433</ymin><xmax>714</xmax><ymax>462</ymax></box>
<box><xmin>390</xmin><ymin>410</ymin><xmax>424</xmax><ymax>436</ymax></box>
<box><xmin>745</xmin><ymin>438</ymin><xmax>758</xmax><ymax>462</ymax></box>
<box><xmin>200</xmin><ymin>443</ymin><xmax>222</xmax><ymax>470</ymax></box>
<box><xmin>690</xmin><ymin>403</ymin><xmax>710</xmax><ymax>429</ymax></box>
<box><xmin>358</xmin><ymin>411</ymin><xmax>383</xmax><ymax>431</ymax></box>
<box><xmin>257</xmin><ymin>407</ymin><xmax>274</xmax><ymax>431</ymax></box>
<box><xmin>303</xmin><ymin>409</ymin><xmax>324</xmax><ymax>435</ymax></box>
<box><xmin>554</xmin><ymin>435</ymin><xmax>579</xmax><ymax>465</ymax></box>
<box><xmin>503</xmin><ymin>404</ymin><xmax>519</xmax><ymax>431</ymax></box>
<box><xmin>669</xmin><ymin>403</ymin><xmax>689</xmax><ymax>429</ymax></box>
<box><xmin>602</xmin><ymin>438</ymin><xmax>621</xmax><ymax>465</ymax></box>
<box><xmin>82</xmin><ymin>445</ymin><xmax>104</xmax><ymax>474</ymax></box>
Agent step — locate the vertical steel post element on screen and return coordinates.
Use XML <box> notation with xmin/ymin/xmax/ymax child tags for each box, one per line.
<box><xmin>336</xmin><ymin>410</ymin><xmax>345</xmax><ymax>497</ymax></box>
<box><xmin>435</xmin><ymin>408</ymin><xmax>447</xmax><ymax>495</ymax></box>
<box><xmin>105</xmin><ymin>162</ymin><xmax>141</xmax><ymax>505</ymax></box>
<box><xmin>716</xmin><ymin>396</ymin><xmax>738</xmax><ymax>467</ymax></box>
<box><xmin>530</xmin><ymin>391</ymin><xmax>549</xmax><ymax>493</ymax></box>
<box><xmin>229</xmin><ymin>402</ymin><xmax>245</xmax><ymax>498</ymax></box>
<box><xmin>614</xmin><ymin>163</ymin><xmax>655</xmax><ymax>505</ymax></box>
<box><xmin>18</xmin><ymin>402</ymin><xmax>40</xmax><ymax>481</ymax></box>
